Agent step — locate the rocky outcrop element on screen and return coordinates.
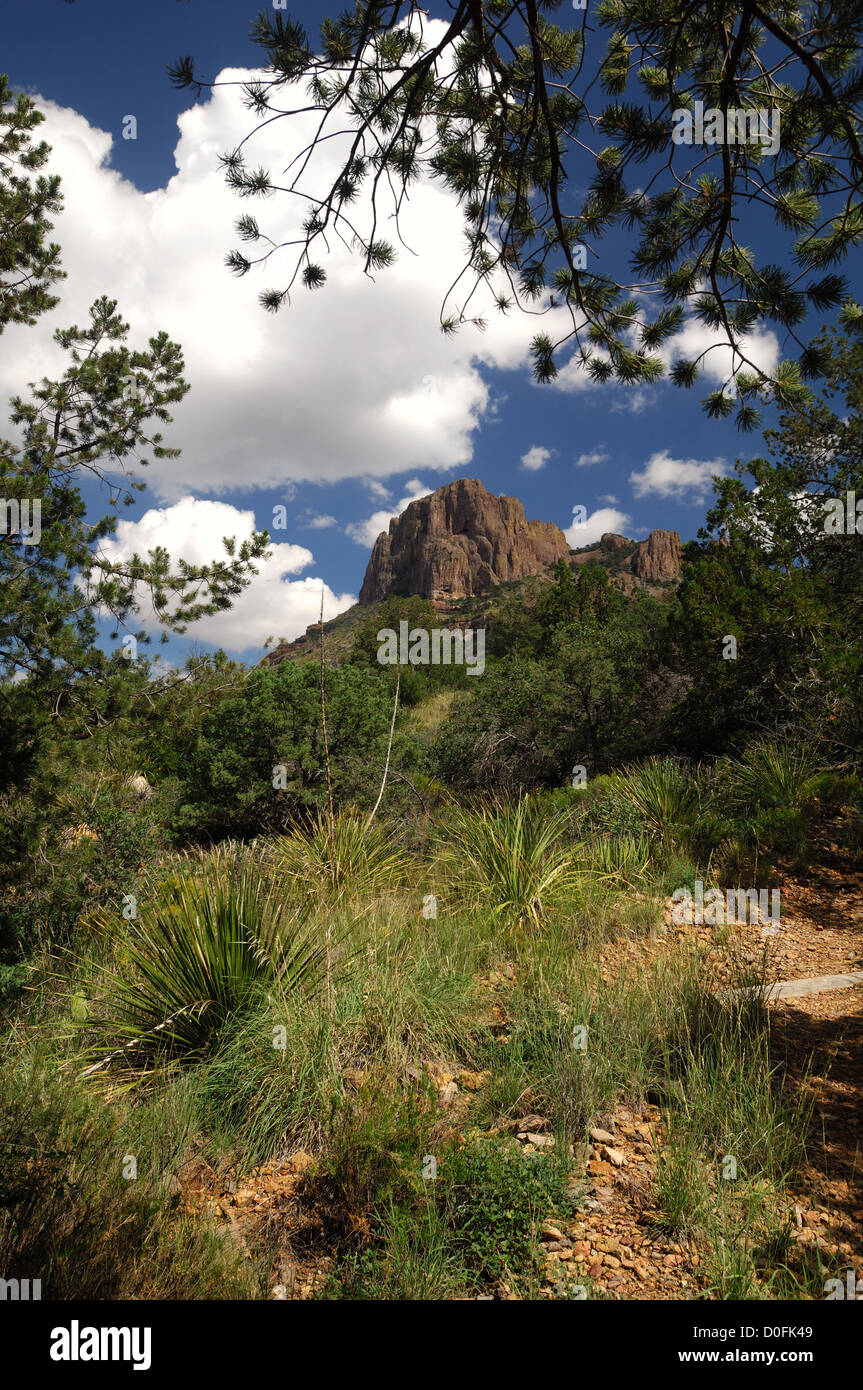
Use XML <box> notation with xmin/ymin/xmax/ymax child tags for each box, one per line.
<box><xmin>359</xmin><ymin>478</ymin><xmax>569</xmax><ymax>603</ymax></box>
<box><xmin>629</xmin><ymin>529</ymin><xmax>682</xmax><ymax>582</ymax></box>
<box><xmin>600</xmin><ymin>532</ymin><xmax>630</xmax><ymax>553</ymax></box>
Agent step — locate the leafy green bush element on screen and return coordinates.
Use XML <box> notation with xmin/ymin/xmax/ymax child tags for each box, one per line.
<box><xmin>438</xmin><ymin>1138</ymin><xmax>571</xmax><ymax>1288</ymax></box>
<box><xmin>172</xmin><ymin>660</ymin><xmax>416</xmax><ymax>840</ymax></box>
<box><xmin>325</xmin><ymin>1132</ymin><xmax>573</xmax><ymax>1299</ymax></box>
<box><xmin>0</xmin><ymin>769</ymin><xmax>171</xmax><ymax>965</ymax></box>
<box><xmin>808</xmin><ymin>771</ymin><xmax>863</xmax><ymax>811</ymax></box>
<box><xmin>433</xmin><ymin>657</ymin><xmax>576</xmax><ymax>790</ymax></box>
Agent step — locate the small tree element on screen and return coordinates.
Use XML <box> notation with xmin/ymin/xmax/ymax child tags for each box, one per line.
<box><xmin>673</xmin><ymin>316</ymin><xmax>863</xmax><ymax>763</ymax></box>
<box><xmin>0</xmin><ymin>295</ymin><xmax>270</xmax><ymax>784</ymax></box>
<box><xmin>0</xmin><ymin>84</ymin><xmax>271</xmax><ymax>787</ymax></box>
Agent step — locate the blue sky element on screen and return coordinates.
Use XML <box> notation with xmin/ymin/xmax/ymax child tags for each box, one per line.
<box><xmin>4</xmin><ymin>0</ymin><xmax>855</xmax><ymax>666</ymax></box>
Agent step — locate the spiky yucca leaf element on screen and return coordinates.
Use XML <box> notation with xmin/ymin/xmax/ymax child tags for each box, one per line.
<box><xmin>609</xmin><ymin>758</ymin><xmax>700</xmax><ymax>845</ymax></box>
<box><xmin>715</xmin><ymin>739</ymin><xmax>820</xmax><ymax>814</ymax></box>
<box><xmin>575</xmin><ymin>833</ymin><xmax>653</xmax><ymax>885</ymax></box>
<box><xmin>269</xmin><ymin>811</ymin><xmax>409</xmax><ymax>903</ymax></box>
<box><xmin>84</xmin><ymin>846</ymin><xmax>329</xmax><ymax>1072</ymax></box>
<box><xmin>439</xmin><ymin>796</ymin><xmax>576</xmax><ymax>929</ymax></box>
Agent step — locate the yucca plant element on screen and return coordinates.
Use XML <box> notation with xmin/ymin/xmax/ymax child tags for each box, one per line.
<box><xmin>715</xmin><ymin>739</ymin><xmax>820</xmax><ymax>815</ymax></box>
<box><xmin>609</xmin><ymin>758</ymin><xmax>700</xmax><ymax>848</ymax></box>
<box><xmin>575</xmin><ymin>833</ymin><xmax>653</xmax><ymax>885</ymax></box>
<box><xmin>438</xmin><ymin>796</ymin><xmax>576</xmax><ymax>929</ymax></box>
<box><xmin>82</xmin><ymin>846</ymin><xmax>330</xmax><ymax>1075</ymax></box>
<box><xmin>268</xmin><ymin>811</ymin><xmax>409</xmax><ymax>904</ymax></box>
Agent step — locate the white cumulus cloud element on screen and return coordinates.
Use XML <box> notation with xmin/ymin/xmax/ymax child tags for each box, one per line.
<box><xmin>658</xmin><ymin>318</ymin><xmax>780</xmax><ymax>384</ymax></box>
<box><xmin>0</xmin><ymin>72</ymin><xmax>540</xmax><ymax>502</ymax></box>
<box><xmin>629</xmin><ymin>450</ymin><xmax>728</xmax><ymax>502</ymax></box>
<box><xmin>554</xmin><ymin>316</ymin><xmax>779</xmax><ymax>397</ymax></box>
<box><xmin>520</xmin><ymin>445</ymin><xmax>553</xmax><ymax>472</ymax></box>
<box><xmin>565</xmin><ymin>505</ymin><xmax>633</xmax><ymax>547</ymax></box>
<box><xmin>97</xmin><ymin>497</ymin><xmax>354</xmax><ymax>653</ymax></box>
<box><xmin>345</xmin><ymin>478</ymin><xmax>434</xmax><ymax>548</ymax></box>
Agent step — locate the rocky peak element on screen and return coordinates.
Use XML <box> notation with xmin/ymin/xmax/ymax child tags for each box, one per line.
<box><xmin>600</xmin><ymin>532</ymin><xmax>631</xmax><ymax>553</ymax></box>
<box><xmin>629</xmin><ymin>529</ymin><xmax>682</xmax><ymax>582</ymax></box>
<box><xmin>359</xmin><ymin>478</ymin><xmax>570</xmax><ymax>604</ymax></box>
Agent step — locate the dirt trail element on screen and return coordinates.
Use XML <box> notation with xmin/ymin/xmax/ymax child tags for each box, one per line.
<box><xmin>571</xmin><ymin>825</ymin><xmax>863</xmax><ymax>1297</ymax></box>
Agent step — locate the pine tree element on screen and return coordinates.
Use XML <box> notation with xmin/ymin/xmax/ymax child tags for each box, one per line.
<box><xmin>0</xmin><ymin>93</ymin><xmax>270</xmax><ymax>788</ymax></box>
<box><xmin>173</xmin><ymin>1</ymin><xmax>863</xmax><ymax>427</ymax></box>
<box><xmin>673</xmin><ymin>313</ymin><xmax>863</xmax><ymax>762</ymax></box>
<box><xmin>0</xmin><ymin>75</ymin><xmax>64</xmax><ymax>331</ymax></box>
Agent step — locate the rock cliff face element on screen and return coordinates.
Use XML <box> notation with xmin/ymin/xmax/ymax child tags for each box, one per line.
<box><xmin>600</xmin><ymin>532</ymin><xmax>631</xmax><ymax>553</ymax></box>
<box><xmin>629</xmin><ymin>529</ymin><xmax>682</xmax><ymax>582</ymax></box>
<box><xmin>359</xmin><ymin>478</ymin><xmax>569</xmax><ymax>604</ymax></box>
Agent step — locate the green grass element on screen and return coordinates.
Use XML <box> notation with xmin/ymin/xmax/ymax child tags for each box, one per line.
<box><xmin>322</xmin><ymin>1134</ymin><xmax>573</xmax><ymax>1299</ymax></box>
<box><xmin>0</xmin><ymin>1046</ymin><xmax>255</xmax><ymax>1299</ymax></box>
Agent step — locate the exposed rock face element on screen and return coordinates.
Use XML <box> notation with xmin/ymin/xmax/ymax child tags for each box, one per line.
<box><xmin>600</xmin><ymin>532</ymin><xmax>630</xmax><ymax>553</ymax></box>
<box><xmin>629</xmin><ymin>529</ymin><xmax>682</xmax><ymax>582</ymax></box>
<box><xmin>359</xmin><ymin>478</ymin><xmax>569</xmax><ymax>603</ymax></box>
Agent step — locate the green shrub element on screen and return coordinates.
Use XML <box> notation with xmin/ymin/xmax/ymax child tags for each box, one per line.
<box><xmin>324</xmin><ymin>1074</ymin><xmax>436</xmax><ymax>1219</ymax></box>
<box><xmin>808</xmin><ymin>771</ymin><xmax>863</xmax><ymax>810</ymax></box>
<box><xmin>438</xmin><ymin>1138</ymin><xmax>571</xmax><ymax>1288</ymax></box>
<box><xmin>172</xmin><ymin>660</ymin><xmax>413</xmax><ymax>839</ymax></box>
<box><xmin>0</xmin><ymin>772</ymin><xmax>170</xmax><ymax>961</ymax></box>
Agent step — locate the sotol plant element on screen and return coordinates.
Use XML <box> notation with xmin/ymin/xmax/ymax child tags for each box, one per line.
<box><xmin>609</xmin><ymin>758</ymin><xmax>700</xmax><ymax>848</ymax></box>
<box><xmin>83</xmin><ymin>845</ymin><xmax>329</xmax><ymax>1074</ymax></box>
<box><xmin>268</xmin><ymin>811</ymin><xmax>409</xmax><ymax>904</ymax></box>
<box><xmin>439</xmin><ymin>796</ymin><xmax>577</xmax><ymax>930</ymax></box>
<box><xmin>715</xmin><ymin>739</ymin><xmax>820</xmax><ymax>814</ymax></box>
